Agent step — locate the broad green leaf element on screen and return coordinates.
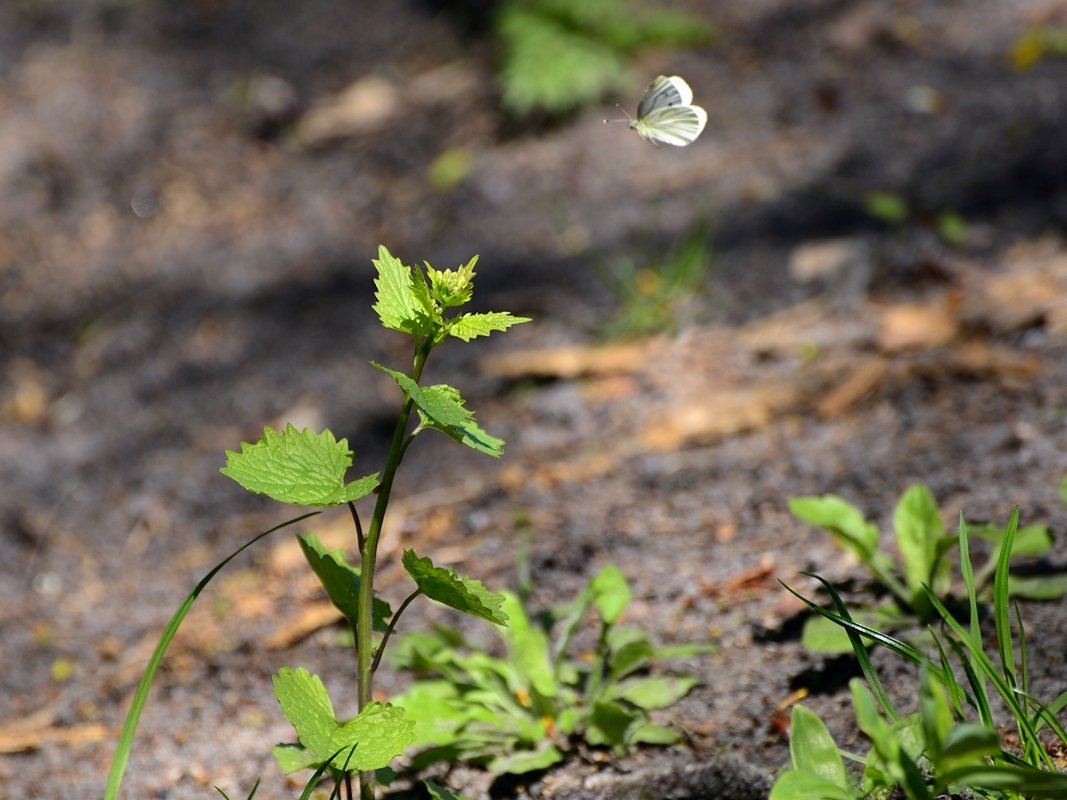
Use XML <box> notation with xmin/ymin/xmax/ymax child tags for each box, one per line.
<box><xmin>273</xmin><ymin>671</ymin><xmax>413</xmax><ymax>770</ymax></box>
<box><xmin>499</xmin><ymin>592</ymin><xmax>556</xmax><ymax>698</ymax></box>
<box><xmin>1008</xmin><ymin>573</ymin><xmax>1067</xmax><ymax>599</ymax></box>
<box><xmin>789</xmin><ymin>705</ymin><xmax>848</xmax><ymax>790</ymax></box>
<box><xmin>271</xmin><ymin>743</ymin><xmax>317</xmax><ymax>774</ymax></box>
<box><xmin>608</xmin><ymin>638</ymin><xmax>655</xmax><ymax>681</ymax></box>
<box><xmin>614</xmin><ymin>676</ymin><xmax>696</xmax><ymax>710</ymax></box>
<box><xmin>486</xmin><ymin>743</ymin><xmax>563</xmax><ymax>775</ymax></box>
<box><xmin>770</xmin><ymin>770</ymin><xmax>855</xmax><ymax>800</ymax></box>
<box><xmin>627</xmin><ymin>722</ymin><xmax>679</xmax><ymax>745</ymax></box>
<box><xmin>939</xmin><ymin>722</ymin><xmax>1000</xmax><ymax>765</ymax></box>
<box><xmin>328</xmin><ymin>702</ymin><xmax>415</xmax><ymax>771</ymax></box>
<box><xmin>373</xmin><ymin>364</ymin><xmax>505</xmax><ymax>457</ymax></box>
<box><xmin>402</xmin><ymin>550</ymin><xmax>508</xmax><ymax>625</ymax></box>
<box><xmin>447</xmin><ymin>311</ymin><xmax>531</xmax><ymax>342</ymax></box>
<box><xmin>589</xmin><ymin>564</ymin><xmax>630</xmax><ymax>624</ymax></box>
<box><xmin>801</xmin><ymin>614</ymin><xmax>860</xmax><ymax>654</ymax></box>
<box><xmin>426</xmin><ymin>257</ymin><xmax>476</xmax><ymax>309</ymax></box>
<box><xmin>389</xmin><ymin>680</ymin><xmax>495</xmax><ymax>748</ymax></box>
<box><xmin>221</xmin><ymin>424</ymin><xmax>379</xmax><ymax>507</ymax></box>
<box><xmin>272</xmin><ymin>667</ymin><xmax>339</xmax><ymax>760</ymax></box>
<box><xmin>894</xmin><ymin>484</ymin><xmax>948</xmax><ymax>595</ymax></box>
<box><xmin>788</xmin><ymin>495</ymin><xmax>879</xmax><ymax>561</ymax></box>
<box><xmin>919</xmin><ymin>666</ymin><xmax>952</xmax><ymax>765</ymax></box>
<box><xmin>425</xmin><ymin>781</ymin><xmax>472</xmax><ymax>800</ymax></box>
<box><xmin>939</xmin><ymin>764</ymin><xmax>1067</xmax><ymax>795</ymax></box>
<box><xmin>586</xmin><ymin>700</ymin><xmax>638</xmax><ymax>749</ymax></box>
<box><xmin>297</xmin><ymin>533</ymin><xmax>392</xmax><ymax>631</ymax></box>
<box><xmin>971</xmin><ymin>522</ymin><xmax>1053</xmax><ymax>558</ymax></box>
<box><xmin>372</xmin><ymin>245</ymin><xmax>436</xmax><ymax>336</ymax></box>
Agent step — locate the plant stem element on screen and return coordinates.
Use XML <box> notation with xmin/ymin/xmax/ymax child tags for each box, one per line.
<box><xmin>354</xmin><ymin>340</ymin><xmax>432</xmax><ymax>800</ymax></box>
<box><xmin>371</xmin><ymin>589</ymin><xmax>423</xmax><ymax>674</ymax></box>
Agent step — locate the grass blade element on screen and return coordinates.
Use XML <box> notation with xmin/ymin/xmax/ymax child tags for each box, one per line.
<box><xmin>104</xmin><ymin>512</ymin><xmax>319</xmax><ymax>800</ymax></box>
<box><xmin>993</xmin><ymin>509</ymin><xmax>1018</xmax><ymax>694</ymax></box>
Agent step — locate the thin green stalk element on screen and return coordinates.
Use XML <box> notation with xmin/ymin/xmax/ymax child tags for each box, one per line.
<box><xmin>355</xmin><ymin>340</ymin><xmax>432</xmax><ymax>800</ymax></box>
<box><xmin>371</xmin><ymin>589</ymin><xmax>423</xmax><ymax>673</ymax></box>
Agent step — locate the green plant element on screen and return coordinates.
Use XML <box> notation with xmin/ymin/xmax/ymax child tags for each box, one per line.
<box><xmin>862</xmin><ymin>191</ymin><xmax>969</xmax><ymax>247</ymax></box>
<box><xmin>603</xmin><ymin>225</ymin><xmax>713</xmax><ymax>339</ymax></box>
<box><xmin>494</xmin><ymin>0</ymin><xmax>712</xmax><ymax>116</ymax></box>
<box><xmin>789</xmin><ymin>484</ymin><xmax>1067</xmax><ymax>653</ymax></box>
<box><xmin>389</xmin><ymin>563</ymin><xmax>712</xmax><ymax>775</ymax></box>
<box><xmin>106</xmin><ymin>246</ymin><xmax>530</xmax><ymax>800</ymax></box>
<box><xmin>776</xmin><ymin>511</ymin><xmax>1067</xmax><ymax>799</ymax></box>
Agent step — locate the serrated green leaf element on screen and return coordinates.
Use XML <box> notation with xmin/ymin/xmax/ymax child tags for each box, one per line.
<box><xmin>297</xmin><ymin>533</ymin><xmax>392</xmax><ymax>631</ymax></box>
<box><xmin>221</xmin><ymin>424</ymin><xmax>379</xmax><ymax>507</ymax></box>
<box><xmin>426</xmin><ymin>257</ymin><xmax>477</xmax><ymax>309</ymax></box>
<box><xmin>789</xmin><ymin>705</ymin><xmax>849</xmax><ymax>789</ymax></box>
<box><xmin>447</xmin><ymin>311</ymin><xmax>531</xmax><ymax>342</ymax></box>
<box><xmin>373</xmin><ymin>364</ymin><xmax>505</xmax><ymax>457</ymax></box>
<box><xmin>271</xmin><ymin>743</ymin><xmax>318</xmax><ymax>774</ymax></box>
<box><xmin>272</xmin><ymin>667</ymin><xmax>339</xmax><ymax>760</ymax></box>
<box><xmin>614</xmin><ymin>676</ymin><xmax>696</xmax><ymax>710</ymax></box>
<box><xmin>789</xmin><ymin>495</ymin><xmax>879</xmax><ymax>561</ymax></box>
<box><xmin>372</xmin><ymin>245</ymin><xmax>436</xmax><ymax>336</ymax></box>
<box><xmin>329</xmin><ymin>702</ymin><xmax>415</xmax><ymax>771</ymax></box>
<box><xmin>589</xmin><ymin>564</ymin><xmax>630</xmax><ymax>625</ymax></box>
<box><xmin>273</xmin><ymin>670</ymin><xmax>412</xmax><ymax>771</ymax></box>
<box><xmin>402</xmin><ymin>550</ymin><xmax>508</xmax><ymax>625</ymax></box>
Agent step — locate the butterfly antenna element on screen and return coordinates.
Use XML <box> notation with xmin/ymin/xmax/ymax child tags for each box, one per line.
<box><xmin>603</xmin><ymin>103</ymin><xmax>633</xmax><ymax>125</ymax></box>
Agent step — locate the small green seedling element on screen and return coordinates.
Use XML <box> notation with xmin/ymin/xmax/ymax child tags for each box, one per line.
<box><xmin>778</xmin><ymin>511</ymin><xmax>1067</xmax><ymax>799</ymax></box>
<box><xmin>390</xmin><ymin>563</ymin><xmax>713</xmax><ymax>775</ymax></box>
<box><xmin>603</xmin><ymin>224</ymin><xmax>713</xmax><ymax>339</ymax></box>
<box><xmin>789</xmin><ymin>483</ymin><xmax>1067</xmax><ymax>653</ymax></box>
<box><xmin>106</xmin><ymin>246</ymin><xmax>531</xmax><ymax>800</ymax></box>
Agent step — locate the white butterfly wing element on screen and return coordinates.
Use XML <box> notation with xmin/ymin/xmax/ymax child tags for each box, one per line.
<box><xmin>636</xmin><ymin>75</ymin><xmax>694</xmax><ymax>118</ymax></box>
<box><xmin>632</xmin><ymin>104</ymin><xmax>707</xmax><ymax>147</ymax></box>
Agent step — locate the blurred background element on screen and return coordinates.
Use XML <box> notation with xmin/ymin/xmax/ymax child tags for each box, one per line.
<box><xmin>3</xmin><ymin>1</ymin><xmax>1067</xmax><ymax>797</ymax></box>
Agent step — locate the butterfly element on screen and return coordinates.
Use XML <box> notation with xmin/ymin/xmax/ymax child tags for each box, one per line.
<box><xmin>624</xmin><ymin>75</ymin><xmax>707</xmax><ymax>147</ymax></box>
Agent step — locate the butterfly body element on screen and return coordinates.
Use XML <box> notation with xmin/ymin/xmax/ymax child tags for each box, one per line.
<box><xmin>628</xmin><ymin>75</ymin><xmax>707</xmax><ymax>147</ymax></box>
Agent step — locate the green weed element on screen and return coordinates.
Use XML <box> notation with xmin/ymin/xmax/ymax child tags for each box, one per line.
<box><xmin>390</xmin><ymin>564</ymin><xmax>712</xmax><ymax>775</ymax></box>
<box><xmin>602</xmin><ymin>225</ymin><xmax>713</xmax><ymax>339</ymax></box>
<box><xmin>789</xmin><ymin>484</ymin><xmax>1067</xmax><ymax>653</ymax></box>
<box><xmin>106</xmin><ymin>246</ymin><xmax>530</xmax><ymax>800</ymax></box>
<box><xmin>776</xmin><ymin>512</ymin><xmax>1067</xmax><ymax>799</ymax></box>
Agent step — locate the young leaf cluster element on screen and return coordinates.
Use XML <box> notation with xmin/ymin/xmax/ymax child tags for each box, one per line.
<box><xmin>775</xmin><ymin>512</ymin><xmax>1067</xmax><ymax>799</ymax></box>
<box><xmin>790</xmin><ymin>483</ymin><xmax>1067</xmax><ymax>653</ymax></box>
<box><xmin>390</xmin><ymin>564</ymin><xmax>712</xmax><ymax>775</ymax></box>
